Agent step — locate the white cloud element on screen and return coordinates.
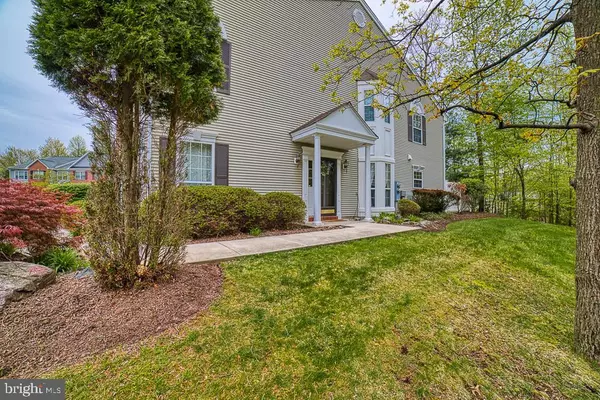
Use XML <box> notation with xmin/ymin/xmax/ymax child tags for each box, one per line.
<box><xmin>0</xmin><ymin>0</ymin><xmax>89</xmax><ymax>150</ymax></box>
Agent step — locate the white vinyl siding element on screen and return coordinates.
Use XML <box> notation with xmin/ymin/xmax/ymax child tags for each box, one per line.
<box><xmin>150</xmin><ymin>0</ymin><xmax>444</xmax><ymax>217</ymax></box>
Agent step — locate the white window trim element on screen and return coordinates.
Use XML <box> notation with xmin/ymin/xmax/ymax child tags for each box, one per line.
<box><xmin>75</xmin><ymin>171</ymin><xmax>86</xmax><ymax>180</ymax></box>
<box><xmin>410</xmin><ymin>100</ymin><xmax>425</xmax><ymax>146</ymax></box>
<box><xmin>32</xmin><ymin>170</ymin><xmax>45</xmax><ymax>180</ymax></box>
<box><xmin>55</xmin><ymin>170</ymin><xmax>70</xmax><ymax>183</ymax></box>
<box><xmin>412</xmin><ymin>114</ymin><xmax>424</xmax><ymax>145</ymax></box>
<box><xmin>413</xmin><ymin>165</ymin><xmax>425</xmax><ymax>189</ymax></box>
<box><xmin>182</xmin><ymin>129</ymin><xmax>217</xmax><ymax>186</ymax></box>
<box><xmin>13</xmin><ymin>170</ymin><xmax>28</xmax><ymax>181</ymax></box>
<box><xmin>363</xmin><ymin>90</ymin><xmax>375</xmax><ymax>122</ymax></box>
<box><xmin>370</xmin><ymin>162</ymin><xmax>376</xmax><ymax>208</ymax></box>
<box><xmin>385</xmin><ymin>163</ymin><xmax>392</xmax><ymax>207</ymax></box>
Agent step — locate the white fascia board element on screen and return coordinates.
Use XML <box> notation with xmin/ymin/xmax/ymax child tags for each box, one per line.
<box><xmin>292</xmin><ymin>123</ymin><xmax>377</xmax><ymax>145</ymax></box>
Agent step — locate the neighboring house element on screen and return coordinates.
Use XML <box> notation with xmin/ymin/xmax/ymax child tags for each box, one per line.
<box><xmin>8</xmin><ymin>153</ymin><xmax>94</xmax><ymax>184</ymax></box>
<box><xmin>151</xmin><ymin>0</ymin><xmax>445</xmax><ymax>225</ymax></box>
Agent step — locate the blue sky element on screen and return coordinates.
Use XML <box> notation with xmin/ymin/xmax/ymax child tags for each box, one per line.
<box><xmin>0</xmin><ymin>0</ymin><xmax>395</xmax><ymax>151</ymax></box>
<box><xmin>0</xmin><ymin>0</ymin><xmax>90</xmax><ymax>151</ymax></box>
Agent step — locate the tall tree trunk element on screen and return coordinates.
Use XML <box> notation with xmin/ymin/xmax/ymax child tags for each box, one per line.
<box><xmin>118</xmin><ymin>81</ymin><xmax>141</xmax><ymax>279</ymax></box>
<box><xmin>573</xmin><ymin>0</ymin><xmax>600</xmax><ymax>361</ymax></box>
<box><xmin>476</xmin><ymin>126</ymin><xmax>485</xmax><ymax>212</ymax></box>
<box><xmin>515</xmin><ymin>164</ymin><xmax>526</xmax><ymax>220</ymax></box>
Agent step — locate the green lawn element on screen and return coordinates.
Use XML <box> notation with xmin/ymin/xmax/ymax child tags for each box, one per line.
<box><xmin>55</xmin><ymin>218</ymin><xmax>600</xmax><ymax>399</ymax></box>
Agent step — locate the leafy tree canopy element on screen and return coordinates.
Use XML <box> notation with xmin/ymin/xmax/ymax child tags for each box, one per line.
<box><xmin>67</xmin><ymin>135</ymin><xmax>88</xmax><ymax>157</ymax></box>
<box><xmin>0</xmin><ymin>147</ymin><xmax>39</xmax><ymax>178</ymax></box>
<box><xmin>39</xmin><ymin>137</ymin><xmax>68</xmax><ymax>157</ymax></box>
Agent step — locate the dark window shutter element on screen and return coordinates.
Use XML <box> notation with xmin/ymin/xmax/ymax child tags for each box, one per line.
<box><xmin>215</xmin><ymin>143</ymin><xmax>229</xmax><ymax>186</ymax></box>
<box><xmin>407</xmin><ymin>109</ymin><xmax>413</xmax><ymax>142</ymax></box>
<box><xmin>218</xmin><ymin>40</ymin><xmax>231</xmax><ymax>94</ymax></box>
<box><xmin>422</xmin><ymin>115</ymin><xmax>427</xmax><ymax>146</ymax></box>
<box><xmin>84</xmin><ymin>171</ymin><xmax>88</xmax><ymax>180</ymax></box>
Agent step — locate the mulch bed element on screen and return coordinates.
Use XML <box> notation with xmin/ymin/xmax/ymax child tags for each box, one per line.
<box><xmin>188</xmin><ymin>223</ymin><xmax>345</xmax><ymax>244</ymax></box>
<box><xmin>0</xmin><ymin>264</ymin><xmax>222</xmax><ymax>378</ymax></box>
<box><xmin>415</xmin><ymin>212</ymin><xmax>499</xmax><ymax>232</ymax></box>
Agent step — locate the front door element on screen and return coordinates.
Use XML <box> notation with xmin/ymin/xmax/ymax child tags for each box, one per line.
<box><xmin>321</xmin><ymin>158</ymin><xmax>337</xmax><ymax>215</ymax></box>
<box><xmin>308</xmin><ymin>158</ymin><xmax>337</xmax><ymax>216</ymax></box>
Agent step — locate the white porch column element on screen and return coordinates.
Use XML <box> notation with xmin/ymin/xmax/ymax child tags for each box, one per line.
<box><xmin>364</xmin><ymin>144</ymin><xmax>373</xmax><ymax>222</ymax></box>
<box><xmin>313</xmin><ymin>134</ymin><xmax>323</xmax><ymax>226</ymax></box>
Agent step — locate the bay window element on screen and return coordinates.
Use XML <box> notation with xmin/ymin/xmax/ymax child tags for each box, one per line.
<box><xmin>370</xmin><ymin>162</ymin><xmax>376</xmax><ymax>207</ymax></box>
<box><xmin>364</xmin><ymin>91</ymin><xmax>375</xmax><ymax>122</ymax></box>
<box><xmin>385</xmin><ymin>163</ymin><xmax>392</xmax><ymax>207</ymax></box>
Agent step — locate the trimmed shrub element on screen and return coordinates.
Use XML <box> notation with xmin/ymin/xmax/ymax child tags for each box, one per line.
<box><xmin>185</xmin><ymin>186</ymin><xmax>265</xmax><ymax>238</ymax></box>
<box><xmin>70</xmin><ymin>199</ymin><xmax>87</xmax><ymax>210</ymax></box>
<box><xmin>461</xmin><ymin>178</ymin><xmax>488</xmax><ymax>212</ymax></box>
<box><xmin>412</xmin><ymin>189</ymin><xmax>458</xmax><ymax>213</ymax></box>
<box><xmin>36</xmin><ymin>246</ymin><xmax>88</xmax><ymax>273</ymax></box>
<box><xmin>184</xmin><ymin>187</ymin><xmax>306</xmax><ymax>238</ymax></box>
<box><xmin>0</xmin><ymin>180</ymin><xmax>82</xmax><ymax>257</ymax></box>
<box><xmin>48</xmin><ymin>183</ymin><xmax>90</xmax><ymax>203</ymax></box>
<box><xmin>397</xmin><ymin>199</ymin><xmax>421</xmax><ymax>216</ymax></box>
<box><xmin>263</xmin><ymin>192</ymin><xmax>306</xmax><ymax>229</ymax></box>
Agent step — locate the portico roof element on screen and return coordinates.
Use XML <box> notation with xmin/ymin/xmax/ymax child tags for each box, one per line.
<box><xmin>290</xmin><ymin>102</ymin><xmax>378</xmax><ymax>151</ymax></box>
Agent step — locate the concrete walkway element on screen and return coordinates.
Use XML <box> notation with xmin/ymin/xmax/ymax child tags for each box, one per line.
<box><xmin>185</xmin><ymin>222</ymin><xmax>419</xmax><ymax>264</ymax></box>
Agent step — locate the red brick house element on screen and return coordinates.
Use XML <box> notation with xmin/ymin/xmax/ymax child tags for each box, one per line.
<box><xmin>8</xmin><ymin>153</ymin><xmax>94</xmax><ymax>183</ymax></box>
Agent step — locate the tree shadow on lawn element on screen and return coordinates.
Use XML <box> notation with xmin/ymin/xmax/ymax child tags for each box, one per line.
<box><xmin>49</xmin><ymin>219</ymin><xmax>600</xmax><ymax>399</ymax></box>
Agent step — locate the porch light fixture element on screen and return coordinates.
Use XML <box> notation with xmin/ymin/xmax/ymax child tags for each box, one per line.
<box><xmin>342</xmin><ymin>158</ymin><xmax>349</xmax><ymax>173</ymax></box>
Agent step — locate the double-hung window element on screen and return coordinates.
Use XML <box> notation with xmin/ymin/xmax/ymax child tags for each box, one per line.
<box><xmin>384</xmin><ymin>95</ymin><xmax>391</xmax><ymax>124</ymax></box>
<box><xmin>75</xmin><ymin>171</ymin><xmax>86</xmax><ymax>181</ymax></box>
<box><xmin>14</xmin><ymin>170</ymin><xmax>27</xmax><ymax>181</ymax></box>
<box><xmin>56</xmin><ymin>170</ymin><xmax>70</xmax><ymax>183</ymax></box>
<box><xmin>218</xmin><ymin>40</ymin><xmax>231</xmax><ymax>94</ymax></box>
<box><xmin>32</xmin><ymin>170</ymin><xmax>45</xmax><ymax>180</ymax></box>
<box><xmin>413</xmin><ymin>170</ymin><xmax>423</xmax><ymax>188</ymax></box>
<box><xmin>183</xmin><ymin>141</ymin><xmax>213</xmax><ymax>185</ymax></box>
<box><xmin>412</xmin><ymin>113</ymin><xmax>423</xmax><ymax>144</ymax></box>
<box><xmin>364</xmin><ymin>91</ymin><xmax>375</xmax><ymax>122</ymax></box>
<box><xmin>385</xmin><ymin>163</ymin><xmax>392</xmax><ymax>207</ymax></box>
<box><xmin>370</xmin><ymin>162</ymin><xmax>376</xmax><ymax>207</ymax></box>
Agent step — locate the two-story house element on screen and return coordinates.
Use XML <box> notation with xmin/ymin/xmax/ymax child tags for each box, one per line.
<box><xmin>150</xmin><ymin>0</ymin><xmax>445</xmax><ymax>225</ymax></box>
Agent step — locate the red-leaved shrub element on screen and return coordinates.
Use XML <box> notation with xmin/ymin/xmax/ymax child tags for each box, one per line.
<box><xmin>0</xmin><ymin>180</ymin><xmax>82</xmax><ymax>256</ymax></box>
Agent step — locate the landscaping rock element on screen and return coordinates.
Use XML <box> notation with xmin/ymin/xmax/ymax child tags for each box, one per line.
<box><xmin>75</xmin><ymin>267</ymin><xmax>94</xmax><ymax>280</ymax></box>
<box><xmin>0</xmin><ymin>262</ymin><xmax>56</xmax><ymax>310</ymax></box>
